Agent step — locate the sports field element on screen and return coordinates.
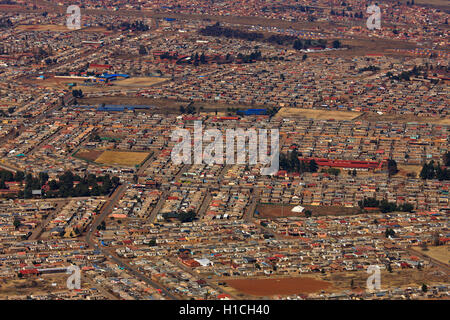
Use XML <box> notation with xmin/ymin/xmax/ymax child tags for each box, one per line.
<box><xmin>75</xmin><ymin>149</ymin><xmax>149</xmax><ymax>166</ymax></box>
<box><xmin>275</xmin><ymin>107</ymin><xmax>361</xmax><ymax>121</ymax></box>
<box><xmin>94</xmin><ymin>150</ymin><xmax>150</xmax><ymax>166</ymax></box>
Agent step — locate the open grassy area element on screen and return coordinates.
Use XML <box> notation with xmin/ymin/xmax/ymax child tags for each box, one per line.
<box><xmin>275</xmin><ymin>107</ymin><xmax>362</xmax><ymax>121</ymax></box>
<box><xmin>26</xmin><ymin>76</ymin><xmax>167</xmax><ymax>93</ymax></box>
<box><xmin>78</xmin><ymin>96</ymin><xmax>268</xmax><ymax>114</ymax></box>
<box><xmin>414</xmin><ymin>245</ymin><xmax>450</xmax><ymax>265</ymax></box>
<box><xmin>94</xmin><ymin>150</ymin><xmax>150</xmax><ymax>167</ymax></box>
<box><xmin>16</xmin><ymin>24</ymin><xmax>70</xmax><ymax>32</ymax></box>
<box><xmin>114</xmin><ymin>77</ymin><xmax>168</xmax><ymax>87</ymax></box>
<box><xmin>74</xmin><ymin>149</ymin><xmax>105</xmax><ymax>162</ymax></box>
<box><xmin>0</xmin><ymin>273</ymin><xmax>90</xmax><ymax>299</ymax></box>
<box><xmin>16</xmin><ymin>24</ymin><xmax>108</xmax><ymax>33</ymax></box>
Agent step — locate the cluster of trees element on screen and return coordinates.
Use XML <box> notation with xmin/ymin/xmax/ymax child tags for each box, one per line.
<box><xmin>293</xmin><ymin>39</ymin><xmax>340</xmax><ymax>50</ymax></box>
<box><xmin>179</xmin><ymin>102</ymin><xmax>196</xmax><ymax>114</ymax></box>
<box><xmin>386</xmin><ymin>66</ymin><xmax>425</xmax><ymax>82</ymax></box>
<box><xmin>279</xmin><ymin>150</ymin><xmax>318</xmax><ymax>173</ymax></box>
<box><xmin>199</xmin><ymin>23</ymin><xmax>264</xmax><ymax>41</ymax></box>
<box><xmin>236</xmin><ymin>50</ymin><xmax>262</xmax><ymax>63</ymax></box>
<box><xmin>138</xmin><ymin>45</ymin><xmax>147</xmax><ymax>55</ymax></box>
<box><xmin>444</xmin><ymin>151</ymin><xmax>450</xmax><ymax>166</ymax></box>
<box><xmin>200</xmin><ymin>23</ymin><xmax>342</xmax><ymax>51</ymax></box>
<box><xmin>385</xmin><ymin>228</ymin><xmax>396</xmax><ymax>238</ymax></box>
<box><xmin>420</xmin><ymin>160</ymin><xmax>450</xmax><ymax>181</ymax></box>
<box><xmin>330</xmin><ymin>10</ymin><xmax>364</xmax><ymax>18</ymax></box>
<box><xmin>0</xmin><ymin>107</ymin><xmax>15</xmax><ymax>117</ymax></box>
<box><xmin>323</xmin><ymin>168</ymin><xmax>341</xmax><ymax>176</ymax></box>
<box><xmin>159</xmin><ymin>52</ymin><xmax>179</xmax><ymax>61</ymax></box>
<box><xmin>163</xmin><ymin>210</ymin><xmax>196</xmax><ymax>223</ymax></box>
<box><xmin>387</xmin><ymin>159</ymin><xmax>399</xmax><ymax>176</ymax></box>
<box><xmin>96</xmin><ymin>221</ymin><xmax>106</xmax><ymax>231</ymax></box>
<box><xmin>44</xmin><ymin>58</ymin><xmax>58</xmax><ymax>65</ymax></box>
<box><xmin>262</xmin><ymin>5</ymin><xmax>314</xmax><ymax>13</ymax></box>
<box><xmin>0</xmin><ymin>17</ymin><xmax>13</xmax><ymax>29</ymax></box>
<box><xmin>358</xmin><ymin>65</ymin><xmax>380</xmax><ymax>73</ymax></box>
<box><xmin>18</xmin><ymin>171</ymin><xmax>119</xmax><ymax>199</ymax></box>
<box><xmin>192</xmin><ymin>52</ymin><xmax>207</xmax><ymax>65</ymax></box>
<box><xmin>108</xmin><ymin>21</ymin><xmax>149</xmax><ymax>32</ymax></box>
<box><xmin>267</xmin><ymin>34</ymin><xmax>301</xmax><ymax>46</ymax></box>
<box><xmin>0</xmin><ymin>170</ymin><xmax>25</xmax><ymax>190</ymax></box>
<box><xmin>72</xmin><ymin>89</ymin><xmax>84</xmax><ymax>98</ymax></box>
<box><xmin>358</xmin><ymin>197</ymin><xmax>414</xmax><ymax>213</ymax></box>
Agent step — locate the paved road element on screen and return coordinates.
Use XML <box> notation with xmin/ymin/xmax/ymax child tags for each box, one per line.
<box><xmin>147</xmin><ymin>164</ymin><xmax>190</xmax><ymax>223</ymax></box>
<box><xmin>84</xmin><ymin>183</ymin><xmax>178</xmax><ymax>299</ymax></box>
<box><xmin>30</xmin><ymin>200</ymin><xmax>68</xmax><ymax>240</ymax></box>
<box><xmin>82</xmin><ymin>151</ymin><xmax>180</xmax><ymax>299</ymax></box>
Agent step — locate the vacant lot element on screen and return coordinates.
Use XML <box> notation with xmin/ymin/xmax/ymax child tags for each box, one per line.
<box><xmin>326</xmin><ymin>268</ymin><xmax>449</xmax><ymax>293</ymax></box>
<box><xmin>16</xmin><ymin>24</ymin><xmax>108</xmax><ymax>33</ymax></box>
<box><xmin>0</xmin><ymin>273</ymin><xmax>90</xmax><ymax>299</ymax></box>
<box><xmin>360</xmin><ymin>112</ymin><xmax>450</xmax><ymax>125</ymax></box>
<box><xmin>414</xmin><ymin>246</ymin><xmax>450</xmax><ymax>265</ymax></box>
<box><xmin>256</xmin><ymin>204</ymin><xmax>299</xmax><ymax>218</ymax></box>
<box><xmin>78</xmin><ymin>96</ymin><xmax>265</xmax><ymax>114</ymax></box>
<box><xmin>114</xmin><ymin>77</ymin><xmax>168</xmax><ymax>87</ymax></box>
<box><xmin>398</xmin><ymin>165</ymin><xmax>423</xmax><ymax>178</ymax></box>
<box><xmin>27</xmin><ymin>76</ymin><xmax>167</xmax><ymax>93</ymax></box>
<box><xmin>95</xmin><ymin>150</ymin><xmax>150</xmax><ymax>166</ymax></box>
<box><xmin>16</xmin><ymin>24</ymin><xmax>70</xmax><ymax>32</ymax></box>
<box><xmin>225</xmin><ymin>277</ymin><xmax>331</xmax><ymax>297</ymax></box>
<box><xmin>74</xmin><ymin>149</ymin><xmax>104</xmax><ymax>162</ymax></box>
<box><xmin>275</xmin><ymin>107</ymin><xmax>361</xmax><ymax>121</ymax></box>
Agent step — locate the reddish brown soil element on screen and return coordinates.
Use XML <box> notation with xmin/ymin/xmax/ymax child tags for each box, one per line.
<box><xmin>226</xmin><ymin>277</ymin><xmax>331</xmax><ymax>296</ymax></box>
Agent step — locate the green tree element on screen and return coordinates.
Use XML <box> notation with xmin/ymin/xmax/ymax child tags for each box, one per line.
<box><xmin>13</xmin><ymin>218</ymin><xmax>21</xmax><ymax>229</ymax></box>
<box><xmin>387</xmin><ymin>159</ymin><xmax>398</xmax><ymax>176</ymax></box>
<box><xmin>421</xmin><ymin>284</ymin><xmax>427</xmax><ymax>293</ymax></box>
<box><xmin>309</xmin><ymin>159</ymin><xmax>318</xmax><ymax>173</ymax></box>
<box><xmin>444</xmin><ymin>151</ymin><xmax>450</xmax><ymax>166</ymax></box>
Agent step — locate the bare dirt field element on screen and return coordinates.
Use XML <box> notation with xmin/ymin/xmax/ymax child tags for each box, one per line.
<box><xmin>412</xmin><ymin>246</ymin><xmax>450</xmax><ymax>265</ymax></box>
<box><xmin>220</xmin><ymin>267</ymin><xmax>448</xmax><ymax>298</ymax></box>
<box><xmin>325</xmin><ymin>268</ymin><xmax>449</xmax><ymax>293</ymax></box>
<box><xmin>224</xmin><ymin>277</ymin><xmax>331</xmax><ymax>297</ymax></box>
<box><xmin>27</xmin><ymin>76</ymin><xmax>167</xmax><ymax>93</ymax></box>
<box><xmin>16</xmin><ymin>24</ymin><xmax>70</xmax><ymax>32</ymax></box>
<box><xmin>78</xmin><ymin>96</ymin><xmax>264</xmax><ymax>114</ymax></box>
<box><xmin>256</xmin><ymin>203</ymin><xmax>359</xmax><ymax>218</ymax></box>
<box><xmin>398</xmin><ymin>165</ymin><xmax>423</xmax><ymax>178</ymax></box>
<box><xmin>74</xmin><ymin>149</ymin><xmax>104</xmax><ymax>162</ymax></box>
<box><xmin>114</xmin><ymin>77</ymin><xmax>168</xmax><ymax>88</ymax></box>
<box><xmin>16</xmin><ymin>24</ymin><xmax>108</xmax><ymax>33</ymax></box>
<box><xmin>275</xmin><ymin>107</ymin><xmax>361</xmax><ymax>121</ymax></box>
<box><xmin>0</xmin><ymin>274</ymin><xmax>89</xmax><ymax>299</ymax></box>
<box><xmin>360</xmin><ymin>112</ymin><xmax>450</xmax><ymax>125</ymax></box>
<box><xmin>94</xmin><ymin>150</ymin><xmax>150</xmax><ymax>167</ymax></box>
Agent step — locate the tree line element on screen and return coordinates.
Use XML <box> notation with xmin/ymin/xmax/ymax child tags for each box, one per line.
<box><xmin>358</xmin><ymin>197</ymin><xmax>414</xmax><ymax>213</ymax></box>
<box><xmin>420</xmin><ymin>160</ymin><xmax>450</xmax><ymax>181</ymax></box>
<box><xmin>1</xmin><ymin>170</ymin><xmax>121</xmax><ymax>199</ymax></box>
<box><xmin>199</xmin><ymin>23</ymin><xmax>342</xmax><ymax>51</ymax></box>
<box><xmin>279</xmin><ymin>150</ymin><xmax>318</xmax><ymax>173</ymax></box>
